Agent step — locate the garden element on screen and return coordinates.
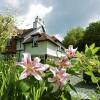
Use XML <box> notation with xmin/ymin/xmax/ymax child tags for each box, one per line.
<box><xmin>0</xmin><ymin>15</ymin><xmax>100</xmax><ymax>100</ymax></box>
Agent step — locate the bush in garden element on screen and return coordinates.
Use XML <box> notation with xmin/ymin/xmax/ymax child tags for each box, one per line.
<box><xmin>0</xmin><ymin>57</ymin><xmax>17</xmax><ymax>100</ymax></box>
<box><xmin>76</xmin><ymin>44</ymin><xmax>100</xmax><ymax>88</ymax></box>
<box><xmin>0</xmin><ymin>15</ymin><xmax>17</xmax><ymax>52</ymax></box>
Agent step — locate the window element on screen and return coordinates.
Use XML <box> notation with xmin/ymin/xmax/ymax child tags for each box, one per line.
<box><xmin>19</xmin><ymin>39</ymin><xmax>23</xmax><ymax>48</ymax></box>
<box><xmin>19</xmin><ymin>40</ymin><xmax>22</xmax><ymax>48</ymax></box>
<box><xmin>32</xmin><ymin>36</ymin><xmax>38</xmax><ymax>47</ymax></box>
<box><xmin>7</xmin><ymin>39</ymin><xmax>12</xmax><ymax>47</ymax></box>
<box><xmin>57</xmin><ymin>46</ymin><xmax>61</xmax><ymax>51</ymax></box>
<box><xmin>17</xmin><ymin>39</ymin><xmax>23</xmax><ymax>50</ymax></box>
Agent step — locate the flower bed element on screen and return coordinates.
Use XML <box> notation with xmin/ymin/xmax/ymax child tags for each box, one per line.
<box><xmin>0</xmin><ymin>44</ymin><xmax>99</xmax><ymax>99</ymax></box>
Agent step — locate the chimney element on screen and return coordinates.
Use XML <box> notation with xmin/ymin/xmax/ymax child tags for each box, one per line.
<box><xmin>33</xmin><ymin>16</ymin><xmax>46</xmax><ymax>32</ymax></box>
<box><xmin>33</xmin><ymin>16</ymin><xmax>39</xmax><ymax>29</ymax></box>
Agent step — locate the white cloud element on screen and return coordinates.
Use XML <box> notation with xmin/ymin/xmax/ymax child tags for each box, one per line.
<box><xmin>54</xmin><ymin>33</ymin><xmax>64</xmax><ymax>41</ymax></box>
<box><xmin>16</xmin><ymin>4</ymin><xmax>53</xmax><ymax>29</ymax></box>
<box><xmin>83</xmin><ymin>15</ymin><xmax>100</xmax><ymax>28</ymax></box>
<box><xmin>88</xmin><ymin>15</ymin><xmax>100</xmax><ymax>23</ymax></box>
<box><xmin>4</xmin><ymin>0</ymin><xmax>19</xmax><ymax>7</ymax></box>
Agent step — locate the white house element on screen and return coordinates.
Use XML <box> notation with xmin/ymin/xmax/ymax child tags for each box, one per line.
<box><xmin>15</xmin><ymin>16</ymin><xmax>66</xmax><ymax>61</ymax></box>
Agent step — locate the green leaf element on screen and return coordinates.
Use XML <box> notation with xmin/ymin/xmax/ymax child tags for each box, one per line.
<box><xmin>87</xmin><ymin>66</ymin><xmax>93</xmax><ymax>71</ymax></box>
<box><xmin>85</xmin><ymin>71</ymin><xmax>93</xmax><ymax>76</ymax></box>
<box><xmin>64</xmin><ymin>91</ymin><xmax>71</xmax><ymax>100</ymax></box>
<box><xmin>98</xmin><ymin>69</ymin><xmax>100</xmax><ymax>74</ymax></box>
<box><xmin>85</xmin><ymin>44</ymin><xmax>89</xmax><ymax>54</ymax></box>
<box><xmin>91</xmin><ymin>74</ymin><xmax>98</xmax><ymax>83</ymax></box>
<box><xmin>85</xmin><ymin>71</ymin><xmax>99</xmax><ymax>83</ymax></box>
<box><xmin>92</xmin><ymin>47</ymin><xmax>100</xmax><ymax>55</ymax></box>
<box><xmin>16</xmin><ymin>81</ymin><xmax>30</xmax><ymax>92</ymax></box>
<box><xmin>68</xmin><ymin>83</ymin><xmax>77</xmax><ymax>93</ymax></box>
<box><xmin>61</xmin><ymin>95</ymin><xmax>66</xmax><ymax>100</ymax></box>
<box><xmin>76</xmin><ymin>51</ymin><xmax>82</xmax><ymax>58</ymax></box>
<box><xmin>90</xmin><ymin>43</ymin><xmax>95</xmax><ymax>49</ymax></box>
<box><xmin>85</xmin><ymin>48</ymin><xmax>93</xmax><ymax>58</ymax></box>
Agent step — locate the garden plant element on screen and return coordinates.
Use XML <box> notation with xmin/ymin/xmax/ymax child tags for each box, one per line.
<box><xmin>0</xmin><ymin>15</ymin><xmax>99</xmax><ymax>100</ymax></box>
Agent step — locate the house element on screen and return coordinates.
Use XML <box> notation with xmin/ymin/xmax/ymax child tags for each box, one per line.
<box><xmin>3</xmin><ymin>16</ymin><xmax>66</xmax><ymax>61</ymax></box>
<box><xmin>1</xmin><ymin>37</ymin><xmax>16</xmax><ymax>60</ymax></box>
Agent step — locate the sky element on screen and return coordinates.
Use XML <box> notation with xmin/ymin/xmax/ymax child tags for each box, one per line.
<box><xmin>0</xmin><ymin>0</ymin><xmax>100</xmax><ymax>41</ymax></box>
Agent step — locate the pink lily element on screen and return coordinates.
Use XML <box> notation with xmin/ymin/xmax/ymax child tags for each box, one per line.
<box><xmin>17</xmin><ymin>53</ymin><xmax>49</xmax><ymax>80</ymax></box>
<box><xmin>65</xmin><ymin>45</ymin><xmax>77</xmax><ymax>57</ymax></box>
<box><xmin>59</xmin><ymin>56</ymin><xmax>71</xmax><ymax>68</ymax></box>
<box><xmin>48</xmin><ymin>67</ymin><xmax>69</xmax><ymax>88</ymax></box>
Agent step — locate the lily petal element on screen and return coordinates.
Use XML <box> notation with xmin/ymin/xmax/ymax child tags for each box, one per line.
<box><xmin>19</xmin><ymin>70</ymin><xmax>30</xmax><ymax>80</ymax></box>
<box><xmin>16</xmin><ymin>62</ymin><xmax>26</xmax><ymax>69</ymax></box>
<box><xmin>22</xmin><ymin>53</ymin><xmax>32</xmax><ymax>64</ymax></box>
<box><xmin>31</xmin><ymin>72</ymin><xmax>42</xmax><ymax>80</ymax></box>
<box><xmin>48</xmin><ymin>78</ymin><xmax>55</xmax><ymax>82</ymax></box>
<box><xmin>68</xmin><ymin>45</ymin><xmax>73</xmax><ymax>51</ymax></box>
<box><xmin>34</xmin><ymin>57</ymin><xmax>41</xmax><ymax>63</ymax></box>
<box><xmin>38</xmin><ymin>64</ymin><xmax>49</xmax><ymax>71</ymax></box>
<box><xmin>50</xmin><ymin>67</ymin><xmax>58</xmax><ymax>76</ymax></box>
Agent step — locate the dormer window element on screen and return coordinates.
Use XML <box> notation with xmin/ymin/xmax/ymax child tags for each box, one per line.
<box><xmin>32</xmin><ymin>36</ymin><xmax>38</xmax><ymax>47</ymax></box>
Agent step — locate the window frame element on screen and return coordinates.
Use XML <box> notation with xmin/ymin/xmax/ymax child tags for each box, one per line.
<box><xmin>32</xmin><ymin>36</ymin><xmax>38</xmax><ymax>47</ymax></box>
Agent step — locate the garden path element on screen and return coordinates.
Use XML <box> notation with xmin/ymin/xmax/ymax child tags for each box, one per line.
<box><xmin>70</xmin><ymin>75</ymin><xmax>100</xmax><ymax>100</ymax></box>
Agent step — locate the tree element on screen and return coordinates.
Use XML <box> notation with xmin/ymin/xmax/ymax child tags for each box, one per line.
<box><xmin>62</xmin><ymin>27</ymin><xmax>84</xmax><ymax>49</ymax></box>
<box><xmin>0</xmin><ymin>15</ymin><xmax>17</xmax><ymax>52</ymax></box>
<box><xmin>83</xmin><ymin>21</ymin><xmax>100</xmax><ymax>47</ymax></box>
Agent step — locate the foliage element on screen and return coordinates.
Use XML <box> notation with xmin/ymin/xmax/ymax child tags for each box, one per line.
<box><xmin>0</xmin><ymin>56</ymin><xmax>46</xmax><ymax>100</ymax></box>
<box><xmin>0</xmin><ymin>15</ymin><xmax>17</xmax><ymax>52</ymax></box>
<box><xmin>62</xmin><ymin>27</ymin><xmax>84</xmax><ymax>49</ymax></box>
<box><xmin>0</xmin><ymin>57</ymin><xmax>17</xmax><ymax>100</ymax></box>
<box><xmin>0</xmin><ymin>46</ymin><xmax>88</xmax><ymax>100</ymax></box>
<box><xmin>63</xmin><ymin>21</ymin><xmax>100</xmax><ymax>52</ymax></box>
<box><xmin>0</xmin><ymin>14</ymin><xmax>99</xmax><ymax>99</ymax></box>
<box><xmin>0</xmin><ymin>45</ymin><xmax>97</xmax><ymax>99</ymax></box>
<box><xmin>0</xmin><ymin>53</ymin><xmax>77</xmax><ymax>100</ymax></box>
<box><xmin>76</xmin><ymin>44</ymin><xmax>100</xmax><ymax>89</ymax></box>
<box><xmin>83</xmin><ymin>21</ymin><xmax>100</xmax><ymax>48</ymax></box>
<box><xmin>46</xmin><ymin>58</ymin><xmax>59</xmax><ymax>67</ymax></box>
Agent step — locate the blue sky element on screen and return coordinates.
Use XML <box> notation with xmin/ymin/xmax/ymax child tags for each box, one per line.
<box><xmin>0</xmin><ymin>0</ymin><xmax>100</xmax><ymax>40</ymax></box>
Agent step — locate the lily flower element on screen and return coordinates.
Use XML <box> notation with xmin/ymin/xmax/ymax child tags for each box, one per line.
<box><xmin>59</xmin><ymin>56</ymin><xmax>71</xmax><ymax>68</ymax></box>
<box><xmin>17</xmin><ymin>53</ymin><xmax>49</xmax><ymax>80</ymax></box>
<box><xmin>48</xmin><ymin>67</ymin><xmax>69</xmax><ymax>88</ymax></box>
<box><xmin>65</xmin><ymin>45</ymin><xmax>77</xmax><ymax>57</ymax></box>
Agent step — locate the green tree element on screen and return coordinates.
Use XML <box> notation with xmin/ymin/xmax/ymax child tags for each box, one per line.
<box><xmin>0</xmin><ymin>15</ymin><xmax>17</xmax><ymax>52</ymax></box>
<box><xmin>83</xmin><ymin>21</ymin><xmax>100</xmax><ymax>47</ymax></box>
<box><xmin>62</xmin><ymin>27</ymin><xmax>84</xmax><ymax>49</ymax></box>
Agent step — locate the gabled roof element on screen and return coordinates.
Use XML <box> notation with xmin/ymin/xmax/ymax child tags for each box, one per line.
<box><xmin>16</xmin><ymin>28</ymin><xmax>66</xmax><ymax>50</ymax></box>
<box><xmin>15</xmin><ymin>28</ymin><xmax>33</xmax><ymax>38</ymax></box>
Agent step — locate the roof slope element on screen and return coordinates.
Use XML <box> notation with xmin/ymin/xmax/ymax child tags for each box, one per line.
<box><xmin>16</xmin><ymin>28</ymin><xmax>66</xmax><ymax>50</ymax></box>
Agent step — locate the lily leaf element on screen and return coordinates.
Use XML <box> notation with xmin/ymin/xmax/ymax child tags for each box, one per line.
<box><xmin>98</xmin><ymin>69</ymin><xmax>100</xmax><ymax>74</ymax></box>
<box><xmin>92</xmin><ymin>47</ymin><xmax>100</xmax><ymax>55</ymax></box>
<box><xmin>16</xmin><ymin>81</ymin><xmax>30</xmax><ymax>92</ymax></box>
<box><xmin>85</xmin><ymin>71</ymin><xmax>93</xmax><ymax>76</ymax></box>
<box><xmin>90</xmin><ymin>43</ymin><xmax>95</xmax><ymax>49</ymax></box>
<box><xmin>64</xmin><ymin>90</ymin><xmax>71</xmax><ymax>100</ymax></box>
<box><xmin>68</xmin><ymin>83</ymin><xmax>77</xmax><ymax>93</ymax></box>
<box><xmin>86</xmin><ymin>66</ymin><xmax>93</xmax><ymax>71</ymax></box>
<box><xmin>91</xmin><ymin>74</ymin><xmax>98</xmax><ymax>83</ymax></box>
